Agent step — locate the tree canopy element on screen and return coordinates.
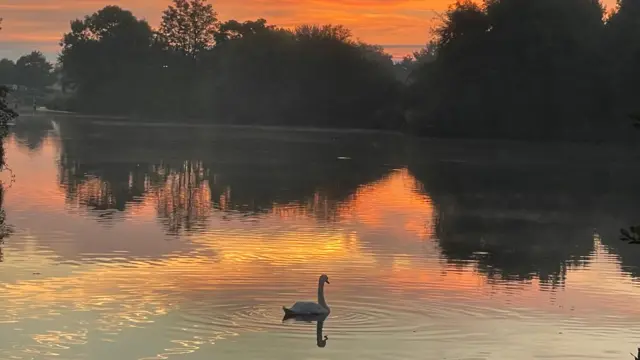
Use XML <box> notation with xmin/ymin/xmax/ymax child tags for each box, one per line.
<box><xmin>158</xmin><ymin>0</ymin><xmax>219</xmax><ymax>57</ymax></box>
<box><xmin>58</xmin><ymin>6</ymin><xmax>156</xmax><ymax>114</ymax></box>
<box><xmin>0</xmin><ymin>51</ymin><xmax>55</xmax><ymax>90</ymax></box>
<box><xmin>55</xmin><ymin>1</ymin><xmax>401</xmax><ymax>128</ymax></box>
<box><xmin>15</xmin><ymin>51</ymin><xmax>55</xmax><ymax>89</ymax></box>
<box><xmin>48</xmin><ymin>0</ymin><xmax>640</xmax><ymax>140</ymax></box>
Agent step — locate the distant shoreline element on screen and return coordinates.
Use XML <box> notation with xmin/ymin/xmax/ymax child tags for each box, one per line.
<box><xmin>31</xmin><ymin>107</ymin><xmax>406</xmax><ymax>136</ymax></box>
<box><xmin>18</xmin><ymin>107</ymin><xmax>640</xmax><ymax>145</ymax></box>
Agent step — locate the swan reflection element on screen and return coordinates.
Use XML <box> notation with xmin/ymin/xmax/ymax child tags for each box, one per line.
<box><xmin>282</xmin><ymin>313</ymin><xmax>329</xmax><ymax>348</ymax></box>
<box><xmin>316</xmin><ymin>320</ymin><xmax>328</xmax><ymax>348</ymax></box>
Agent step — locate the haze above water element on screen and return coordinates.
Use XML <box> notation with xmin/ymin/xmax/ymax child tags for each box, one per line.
<box><xmin>1</xmin><ymin>118</ymin><xmax>640</xmax><ymax>359</ymax></box>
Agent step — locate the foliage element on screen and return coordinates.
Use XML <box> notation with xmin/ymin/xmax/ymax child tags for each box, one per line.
<box><xmin>56</xmin><ymin>2</ymin><xmax>402</xmax><ymax>129</ymax></box>
<box><xmin>201</xmin><ymin>22</ymin><xmax>400</xmax><ymax>128</ymax></box>
<box><xmin>0</xmin><ymin>22</ymin><xmax>12</xmax><ymax>155</ymax></box>
<box><xmin>214</xmin><ymin>18</ymin><xmax>274</xmax><ymax>44</ymax></box>
<box><xmin>0</xmin><ymin>23</ymin><xmax>16</xmax><ymax>259</ymax></box>
<box><xmin>406</xmin><ymin>0</ymin><xmax>609</xmax><ymax>140</ymax></box>
<box><xmin>604</xmin><ymin>0</ymin><xmax>640</xmax><ymax>118</ymax></box>
<box><xmin>59</xmin><ymin>6</ymin><xmax>156</xmax><ymax>114</ymax></box>
<box><xmin>620</xmin><ymin>226</ymin><xmax>640</xmax><ymax>244</ymax></box>
<box><xmin>48</xmin><ymin>0</ymin><xmax>640</xmax><ymax>138</ymax></box>
<box><xmin>0</xmin><ymin>86</ymin><xmax>18</xmax><ymax>167</ymax></box>
<box><xmin>0</xmin><ymin>52</ymin><xmax>55</xmax><ymax>90</ymax></box>
<box><xmin>158</xmin><ymin>0</ymin><xmax>219</xmax><ymax>57</ymax></box>
<box><xmin>0</xmin><ymin>59</ymin><xmax>16</xmax><ymax>87</ymax></box>
<box><xmin>15</xmin><ymin>51</ymin><xmax>55</xmax><ymax>89</ymax></box>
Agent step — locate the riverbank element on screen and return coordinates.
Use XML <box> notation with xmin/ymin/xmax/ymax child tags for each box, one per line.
<box><xmin>40</xmin><ymin>108</ymin><xmax>405</xmax><ymax>137</ymax></box>
<box><xmin>30</xmin><ymin>107</ymin><xmax>640</xmax><ymax>145</ymax></box>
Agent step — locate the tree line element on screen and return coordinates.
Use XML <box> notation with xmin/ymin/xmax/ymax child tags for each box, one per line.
<box><xmin>406</xmin><ymin>0</ymin><xmax>640</xmax><ymax>141</ymax></box>
<box><xmin>0</xmin><ymin>14</ymin><xmax>57</xmax><ymax>104</ymax></box>
<box><xmin>0</xmin><ymin>51</ymin><xmax>56</xmax><ymax>91</ymax></box>
<box><xmin>3</xmin><ymin>0</ymin><xmax>640</xmax><ymax>140</ymax></box>
<box><xmin>51</xmin><ymin>1</ymin><xmax>402</xmax><ymax>130</ymax></box>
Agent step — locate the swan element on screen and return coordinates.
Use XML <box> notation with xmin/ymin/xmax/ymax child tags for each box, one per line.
<box><xmin>283</xmin><ymin>274</ymin><xmax>330</xmax><ymax>317</ymax></box>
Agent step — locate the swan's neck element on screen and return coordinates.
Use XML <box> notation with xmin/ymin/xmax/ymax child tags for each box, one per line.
<box><xmin>318</xmin><ymin>281</ymin><xmax>328</xmax><ymax>309</ymax></box>
<box><xmin>316</xmin><ymin>321</ymin><xmax>324</xmax><ymax>342</ymax></box>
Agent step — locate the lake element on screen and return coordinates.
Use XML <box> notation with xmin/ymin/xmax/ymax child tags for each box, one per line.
<box><xmin>1</xmin><ymin>117</ymin><xmax>640</xmax><ymax>359</ymax></box>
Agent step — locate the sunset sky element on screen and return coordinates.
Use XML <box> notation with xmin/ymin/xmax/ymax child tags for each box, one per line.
<box><xmin>0</xmin><ymin>0</ymin><xmax>618</xmax><ymax>62</ymax></box>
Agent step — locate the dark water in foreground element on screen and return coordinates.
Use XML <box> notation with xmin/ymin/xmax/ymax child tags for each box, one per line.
<box><xmin>1</xmin><ymin>118</ymin><xmax>640</xmax><ymax>359</ymax></box>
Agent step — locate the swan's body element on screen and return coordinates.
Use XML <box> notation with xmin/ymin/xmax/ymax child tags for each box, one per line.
<box><xmin>285</xmin><ymin>301</ymin><xmax>327</xmax><ymax>315</ymax></box>
<box><xmin>283</xmin><ymin>274</ymin><xmax>330</xmax><ymax>317</ymax></box>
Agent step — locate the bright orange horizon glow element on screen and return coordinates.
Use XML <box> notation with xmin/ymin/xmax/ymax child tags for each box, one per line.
<box><xmin>0</xmin><ymin>0</ymin><xmax>619</xmax><ymax>61</ymax></box>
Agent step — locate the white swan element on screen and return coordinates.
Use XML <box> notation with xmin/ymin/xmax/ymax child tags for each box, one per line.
<box><xmin>283</xmin><ymin>274</ymin><xmax>330</xmax><ymax>316</ymax></box>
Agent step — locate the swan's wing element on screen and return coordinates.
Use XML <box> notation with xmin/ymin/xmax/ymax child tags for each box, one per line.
<box><xmin>289</xmin><ymin>301</ymin><xmax>326</xmax><ymax>314</ymax></box>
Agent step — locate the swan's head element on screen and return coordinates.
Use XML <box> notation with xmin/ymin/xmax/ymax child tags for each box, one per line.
<box><xmin>320</xmin><ymin>274</ymin><xmax>330</xmax><ymax>284</ymax></box>
<box><xmin>317</xmin><ymin>335</ymin><xmax>328</xmax><ymax>348</ymax></box>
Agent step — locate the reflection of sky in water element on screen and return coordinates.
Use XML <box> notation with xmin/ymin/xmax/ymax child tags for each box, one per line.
<box><xmin>0</xmin><ymin>130</ymin><xmax>639</xmax><ymax>359</ymax></box>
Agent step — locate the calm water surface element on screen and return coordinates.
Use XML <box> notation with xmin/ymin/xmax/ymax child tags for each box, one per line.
<box><xmin>1</xmin><ymin>118</ymin><xmax>640</xmax><ymax>359</ymax></box>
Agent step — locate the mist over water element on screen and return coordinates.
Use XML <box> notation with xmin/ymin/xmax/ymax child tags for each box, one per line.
<box><xmin>0</xmin><ymin>118</ymin><xmax>640</xmax><ymax>359</ymax></box>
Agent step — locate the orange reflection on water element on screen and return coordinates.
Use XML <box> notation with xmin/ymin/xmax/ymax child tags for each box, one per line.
<box><xmin>338</xmin><ymin>168</ymin><xmax>435</xmax><ymax>240</ymax></box>
<box><xmin>70</xmin><ymin>176</ymin><xmax>118</xmax><ymax>210</ymax></box>
<box><xmin>270</xmin><ymin>194</ymin><xmax>339</xmax><ymax>222</ymax></box>
<box><xmin>151</xmin><ymin>162</ymin><xmax>213</xmax><ymax>234</ymax></box>
<box><xmin>3</xmin><ymin>135</ymin><xmax>66</xmax><ymax>210</ymax></box>
<box><xmin>3</xmin><ymin>135</ymin><xmax>640</xmax><ymax>359</ymax></box>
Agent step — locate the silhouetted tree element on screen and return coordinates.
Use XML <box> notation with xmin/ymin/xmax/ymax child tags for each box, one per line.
<box><xmin>407</xmin><ymin>0</ymin><xmax>608</xmax><ymax>140</ymax></box>
<box><xmin>0</xmin><ymin>59</ymin><xmax>16</xmax><ymax>84</ymax></box>
<box><xmin>0</xmin><ymin>23</ymin><xmax>16</xmax><ymax>258</ymax></box>
<box><xmin>213</xmin><ymin>18</ymin><xmax>272</xmax><ymax>44</ymax></box>
<box><xmin>53</xmin><ymin>0</ymin><xmax>640</xmax><ymax>137</ymax></box>
<box><xmin>0</xmin><ymin>86</ymin><xmax>17</xmax><ymax>126</ymax></box>
<box><xmin>0</xmin><ymin>184</ymin><xmax>12</xmax><ymax>262</ymax></box>
<box><xmin>15</xmin><ymin>51</ymin><xmax>55</xmax><ymax>89</ymax></box>
<box><xmin>294</xmin><ymin>24</ymin><xmax>352</xmax><ymax>42</ymax></box>
<box><xmin>202</xmin><ymin>22</ymin><xmax>401</xmax><ymax>128</ymax></box>
<box><xmin>620</xmin><ymin>226</ymin><xmax>640</xmax><ymax>244</ymax></box>
<box><xmin>59</xmin><ymin>6</ymin><xmax>156</xmax><ymax>114</ymax></box>
<box><xmin>158</xmin><ymin>0</ymin><xmax>219</xmax><ymax>57</ymax></box>
<box><xmin>605</xmin><ymin>0</ymin><xmax>640</xmax><ymax>118</ymax></box>
<box><xmin>55</xmin><ymin>3</ymin><xmax>403</xmax><ymax>128</ymax></box>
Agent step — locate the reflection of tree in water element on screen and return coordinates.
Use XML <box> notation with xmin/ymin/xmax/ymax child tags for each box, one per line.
<box><xmin>620</xmin><ymin>226</ymin><xmax>640</xmax><ymax>244</ymax></box>
<box><xmin>59</xmin><ymin>160</ymin><xmax>152</xmax><ymax>215</ymax></box>
<box><xmin>408</xmin><ymin>141</ymin><xmax>640</xmax><ymax>284</ymax></box>
<box><xmin>614</xmin><ymin>226</ymin><xmax>640</xmax><ymax>277</ymax></box>
<box><xmin>270</xmin><ymin>192</ymin><xmax>342</xmax><ymax>223</ymax></box>
<box><xmin>434</xmin><ymin>214</ymin><xmax>590</xmax><ymax>286</ymax></box>
<box><xmin>55</xmin><ymin>120</ymin><xmax>401</xmax><ymax>234</ymax></box>
<box><xmin>603</xmin><ymin>229</ymin><xmax>640</xmax><ymax>278</ymax></box>
<box><xmin>0</xmin><ymin>185</ymin><xmax>13</xmax><ymax>262</ymax></box>
<box><xmin>11</xmin><ymin>120</ymin><xmax>53</xmax><ymax>152</ymax></box>
<box><xmin>151</xmin><ymin>161</ymin><xmax>212</xmax><ymax>235</ymax></box>
<box><xmin>0</xmin><ymin>87</ymin><xmax>16</xmax><ymax>261</ymax></box>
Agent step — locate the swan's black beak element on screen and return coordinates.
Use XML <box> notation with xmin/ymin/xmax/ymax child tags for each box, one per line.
<box><xmin>326</xmin><ymin>280</ymin><xmax>330</xmax><ymax>284</ymax></box>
